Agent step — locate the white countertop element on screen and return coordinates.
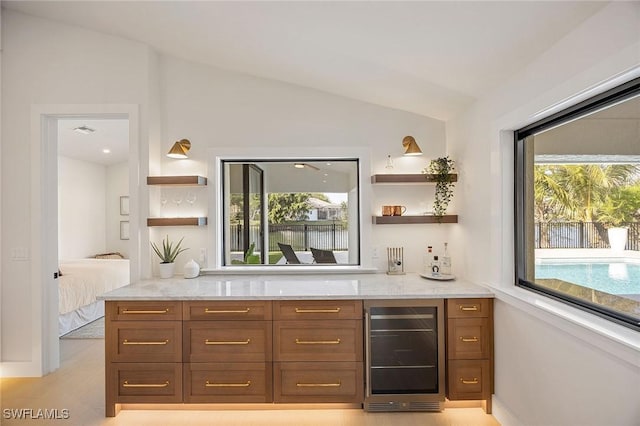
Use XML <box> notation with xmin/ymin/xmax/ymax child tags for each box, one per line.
<box><xmin>98</xmin><ymin>272</ymin><xmax>493</xmax><ymax>300</ymax></box>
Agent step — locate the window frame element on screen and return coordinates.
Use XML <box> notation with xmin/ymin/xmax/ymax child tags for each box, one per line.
<box><xmin>514</xmin><ymin>76</ymin><xmax>640</xmax><ymax>332</ymax></box>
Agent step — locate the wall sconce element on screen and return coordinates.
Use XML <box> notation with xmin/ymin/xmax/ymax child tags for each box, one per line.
<box><xmin>166</xmin><ymin>139</ymin><xmax>191</xmax><ymax>159</ymax></box>
<box><xmin>402</xmin><ymin>136</ymin><xmax>422</xmax><ymax>156</ymax></box>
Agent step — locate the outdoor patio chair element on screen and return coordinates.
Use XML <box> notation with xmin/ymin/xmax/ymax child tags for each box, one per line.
<box><xmin>278</xmin><ymin>243</ymin><xmax>302</xmax><ymax>264</ymax></box>
<box><xmin>310</xmin><ymin>247</ymin><xmax>338</xmax><ymax>264</ymax></box>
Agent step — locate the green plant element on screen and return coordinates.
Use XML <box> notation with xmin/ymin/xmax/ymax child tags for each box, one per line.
<box><xmin>151</xmin><ymin>235</ymin><xmax>188</xmax><ymax>263</ymax></box>
<box><xmin>424</xmin><ymin>156</ymin><xmax>455</xmax><ymax>217</ymax></box>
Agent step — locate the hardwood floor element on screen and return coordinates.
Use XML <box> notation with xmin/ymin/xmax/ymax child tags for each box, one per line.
<box><xmin>1</xmin><ymin>339</ymin><xmax>500</xmax><ymax>425</ymax></box>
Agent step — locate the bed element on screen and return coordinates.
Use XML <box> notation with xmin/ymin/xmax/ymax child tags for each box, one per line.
<box><xmin>58</xmin><ymin>258</ymin><xmax>130</xmax><ymax>336</ymax></box>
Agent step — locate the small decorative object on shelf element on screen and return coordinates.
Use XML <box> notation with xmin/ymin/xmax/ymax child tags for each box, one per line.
<box><xmin>423</xmin><ymin>156</ymin><xmax>455</xmax><ymax>218</ymax></box>
<box><xmin>151</xmin><ymin>235</ymin><xmax>189</xmax><ymax>278</ymax></box>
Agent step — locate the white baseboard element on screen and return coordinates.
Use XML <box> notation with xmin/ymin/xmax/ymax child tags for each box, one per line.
<box><xmin>492</xmin><ymin>395</ymin><xmax>523</xmax><ymax>426</ymax></box>
<box><xmin>0</xmin><ymin>361</ymin><xmax>42</xmax><ymax>378</ymax></box>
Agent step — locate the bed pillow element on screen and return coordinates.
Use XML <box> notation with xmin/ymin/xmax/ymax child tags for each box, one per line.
<box><xmin>94</xmin><ymin>252</ymin><xmax>125</xmax><ymax>259</ymax></box>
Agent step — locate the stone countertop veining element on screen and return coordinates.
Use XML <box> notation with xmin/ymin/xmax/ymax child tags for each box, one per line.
<box><xmin>98</xmin><ymin>272</ymin><xmax>494</xmax><ymax>301</ymax></box>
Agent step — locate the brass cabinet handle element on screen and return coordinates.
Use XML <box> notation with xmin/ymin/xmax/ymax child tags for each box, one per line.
<box><xmin>460</xmin><ymin>336</ymin><xmax>479</xmax><ymax>343</ymax></box>
<box><xmin>205</xmin><ymin>339</ymin><xmax>251</xmax><ymax>345</ymax></box>
<box><xmin>295</xmin><ymin>338</ymin><xmax>341</xmax><ymax>345</ymax></box>
<box><xmin>204</xmin><ymin>308</ymin><xmax>251</xmax><ymax>314</ymax></box>
<box><xmin>460</xmin><ymin>378</ymin><xmax>479</xmax><ymax>385</ymax></box>
<box><xmin>122</xmin><ymin>308</ymin><xmax>169</xmax><ymax>314</ymax></box>
<box><xmin>122</xmin><ymin>339</ymin><xmax>169</xmax><ymax>345</ymax></box>
<box><xmin>205</xmin><ymin>381</ymin><xmax>251</xmax><ymax>388</ymax></box>
<box><xmin>122</xmin><ymin>380</ymin><xmax>169</xmax><ymax>388</ymax></box>
<box><xmin>459</xmin><ymin>305</ymin><xmax>479</xmax><ymax>311</ymax></box>
<box><xmin>295</xmin><ymin>307</ymin><xmax>341</xmax><ymax>313</ymax></box>
<box><xmin>296</xmin><ymin>382</ymin><xmax>341</xmax><ymax>387</ymax></box>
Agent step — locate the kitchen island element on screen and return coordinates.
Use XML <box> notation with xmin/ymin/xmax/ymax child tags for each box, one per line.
<box><xmin>99</xmin><ymin>273</ymin><xmax>494</xmax><ymax>417</ymax></box>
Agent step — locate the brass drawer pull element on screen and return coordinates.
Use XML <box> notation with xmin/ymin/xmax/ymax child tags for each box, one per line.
<box><xmin>295</xmin><ymin>338</ymin><xmax>341</xmax><ymax>345</ymax></box>
<box><xmin>122</xmin><ymin>380</ymin><xmax>169</xmax><ymax>388</ymax></box>
<box><xmin>204</xmin><ymin>308</ymin><xmax>251</xmax><ymax>314</ymax></box>
<box><xmin>296</xmin><ymin>382</ymin><xmax>341</xmax><ymax>387</ymax></box>
<box><xmin>460</xmin><ymin>378</ymin><xmax>479</xmax><ymax>385</ymax></box>
<box><xmin>205</xmin><ymin>381</ymin><xmax>251</xmax><ymax>388</ymax></box>
<box><xmin>122</xmin><ymin>308</ymin><xmax>169</xmax><ymax>314</ymax></box>
<box><xmin>295</xmin><ymin>307</ymin><xmax>341</xmax><ymax>313</ymax></box>
<box><xmin>205</xmin><ymin>339</ymin><xmax>251</xmax><ymax>345</ymax></box>
<box><xmin>459</xmin><ymin>305</ymin><xmax>479</xmax><ymax>312</ymax></box>
<box><xmin>460</xmin><ymin>336</ymin><xmax>479</xmax><ymax>343</ymax></box>
<box><xmin>122</xmin><ymin>339</ymin><xmax>169</xmax><ymax>345</ymax></box>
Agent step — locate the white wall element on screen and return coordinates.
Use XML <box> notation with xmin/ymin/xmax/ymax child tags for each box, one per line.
<box><xmin>106</xmin><ymin>161</ymin><xmax>130</xmax><ymax>258</ymax></box>
<box><xmin>448</xmin><ymin>3</ymin><xmax>640</xmax><ymax>425</ymax></box>
<box><xmin>58</xmin><ymin>156</ymin><xmax>106</xmax><ymax>259</ymax></box>
<box><xmin>1</xmin><ymin>10</ymin><xmax>151</xmax><ymax>373</ymax></box>
<box><xmin>156</xmin><ymin>55</ymin><xmax>449</xmax><ymax>275</ymax></box>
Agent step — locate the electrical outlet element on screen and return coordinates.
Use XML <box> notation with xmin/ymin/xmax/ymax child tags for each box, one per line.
<box><xmin>199</xmin><ymin>248</ymin><xmax>207</xmax><ymax>263</ymax></box>
<box><xmin>371</xmin><ymin>246</ymin><xmax>379</xmax><ymax>259</ymax></box>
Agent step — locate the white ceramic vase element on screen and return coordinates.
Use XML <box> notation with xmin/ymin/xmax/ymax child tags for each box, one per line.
<box><xmin>607</xmin><ymin>227</ymin><xmax>628</xmax><ymax>252</ymax></box>
<box><xmin>183</xmin><ymin>259</ymin><xmax>200</xmax><ymax>279</ymax></box>
<box><xmin>158</xmin><ymin>262</ymin><xmax>175</xmax><ymax>279</ymax></box>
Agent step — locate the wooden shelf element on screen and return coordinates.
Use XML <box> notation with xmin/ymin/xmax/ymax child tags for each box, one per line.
<box><xmin>373</xmin><ymin>215</ymin><xmax>458</xmax><ymax>224</ymax></box>
<box><xmin>147</xmin><ymin>217</ymin><xmax>208</xmax><ymax>227</ymax></box>
<box><xmin>371</xmin><ymin>173</ymin><xmax>457</xmax><ymax>184</ymax></box>
<box><xmin>147</xmin><ymin>175</ymin><xmax>207</xmax><ymax>186</ymax></box>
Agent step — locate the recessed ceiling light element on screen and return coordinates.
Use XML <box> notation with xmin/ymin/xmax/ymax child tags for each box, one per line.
<box><xmin>102</xmin><ymin>148</ymin><xmax>111</xmax><ymax>154</ymax></box>
<box><xmin>294</xmin><ymin>163</ymin><xmax>305</xmax><ymax>169</ymax></box>
<box><xmin>73</xmin><ymin>125</ymin><xmax>96</xmax><ymax>134</ymax></box>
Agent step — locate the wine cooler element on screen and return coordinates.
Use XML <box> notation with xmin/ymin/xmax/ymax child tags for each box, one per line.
<box><xmin>364</xmin><ymin>299</ymin><xmax>445</xmax><ymax>412</ymax></box>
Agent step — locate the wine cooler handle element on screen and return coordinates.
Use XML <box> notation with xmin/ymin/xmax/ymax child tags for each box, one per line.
<box><xmin>364</xmin><ymin>310</ymin><xmax>371</xmax><ymax>398</ymax></box>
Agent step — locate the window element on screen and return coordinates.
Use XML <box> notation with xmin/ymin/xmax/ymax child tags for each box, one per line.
<box><xmin>221</xmin><ymin>159</ymin><xmax>360</xmax><ymax>267</ymax></box>
<box><xmin>515</xmin><ymin>77</ymin><xmax>640</xmax><ymax>331</ymax></box>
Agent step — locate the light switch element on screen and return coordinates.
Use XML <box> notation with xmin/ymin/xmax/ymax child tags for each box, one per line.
<box><xmin>10</xmin><ymin>247</ymin><xmax>30</xmax><ymax>261</ymax></box>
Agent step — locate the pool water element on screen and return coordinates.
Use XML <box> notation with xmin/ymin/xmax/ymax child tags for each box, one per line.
<box><xmin>535</xmin><ymin>262</ymin><xmax>640</xmax><ymax>295</ymax></box>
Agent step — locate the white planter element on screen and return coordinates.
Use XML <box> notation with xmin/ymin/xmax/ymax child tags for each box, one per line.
<box><xmin>607</xmin><ymin>227</ymin><xmax>628</xmax><ymax>252</ymax></box>
<box><xmin>158</xmin><ymin>262</ymin><xmax>175</xmax><ymax>279</ymax></box>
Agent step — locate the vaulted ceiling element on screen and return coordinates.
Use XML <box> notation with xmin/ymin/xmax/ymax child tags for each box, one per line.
<box><xmin>4</xmin><ymin>1</ymin><xmax>607</xmax><ymax>121</ymax></box>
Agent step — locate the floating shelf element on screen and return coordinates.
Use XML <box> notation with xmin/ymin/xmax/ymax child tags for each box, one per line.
<box><xmin>147</xmin><ymin>217</ymin><xmax>208</xmax><ymax>227</ymax></box>
<box><xmin>373</xmin><ymin>215</ymin><xmax>458</xmax><ymax>224</ymax></box>
<box><xmin>147</xmin><ymin>175</ymin><xmax>207</xmax><ymax>186</ymax></box>
<box><xmin>371</xmin><ymin>174</ymin><xmax>457</xmax><ymax>184</ymax></box>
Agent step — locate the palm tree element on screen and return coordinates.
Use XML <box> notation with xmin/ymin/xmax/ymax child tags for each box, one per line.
<box><xmin>534</xmin><ymin>163</ymin><xmax>639</xmax><ymax>247</ymax></box>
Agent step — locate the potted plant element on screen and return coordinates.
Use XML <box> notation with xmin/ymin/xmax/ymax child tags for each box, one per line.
<box><xmin>423</xmin><ymin>156</ymin><xmax>455</xmax><ymax>218</ymax></box>
<box><xmin>151</xmin><ymin>235</ymin><xmax>188</xmax><ymax>278</ymax></box>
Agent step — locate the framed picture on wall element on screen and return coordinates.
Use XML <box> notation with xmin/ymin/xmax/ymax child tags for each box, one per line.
<box><xmin>120</xmin><ymin>221</ymin><xmax>130</xmax><ymax>240</ymax></box>
<box><xmin>120</xmin><ymin>196</ymin><xmax>129</xmax><ymax>216</ymax></box>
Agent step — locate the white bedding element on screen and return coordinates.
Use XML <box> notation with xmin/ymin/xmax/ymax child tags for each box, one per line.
<box><xmin>58</xmin><ymin>259</ymin><xmax>130</xmax><ymax>315</ymax></box>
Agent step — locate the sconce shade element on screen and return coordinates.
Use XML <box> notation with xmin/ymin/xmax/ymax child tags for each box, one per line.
<box><xmin>402</xmin><ymin>136</ymin><xmax>422</xmax><ymax>156</ymax></box>
<box><xmin>167</xmin><ymin>139</ymin><xmax>191</xmax><ymax>159</ymax></box>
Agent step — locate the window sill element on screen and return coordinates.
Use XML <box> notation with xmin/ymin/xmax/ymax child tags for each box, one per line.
<box><xmin>201</xmin><ymin>266</ymin><xmax>379</xmax><ymax>275</ymax></box>
<box><xmin>487</xmin><ymin>284</ymin><xmax>640</xmax><ymax>368</ymax></box>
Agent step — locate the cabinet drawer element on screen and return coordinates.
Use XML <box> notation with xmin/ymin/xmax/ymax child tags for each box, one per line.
<box><xmin>184</xmin><ymin>321</ymin><xmax>272</xmax><ymax>363</ymax></box>
<box><xmin>184</xmin><ymin>362</ymin><xmax>273</xmax><ymax>403</ymax></box>
<box><xmin>184</xmin><ymin>301</ymin><xmax>272</xmax><ymax>321</ymax></box>
<box><xmin>106</xmin><ymin>301</ymin><xmax>182</xmax><ymax>321</ymax></box>
<box><xmin>274</xmin><ymin>320</ymin><xmax>363</xmax><ymax>362</ymax></box>
<box><xmin>274</xmin><ymin>362</ymin><xmax>363</xmax><ymax>403</ymax></box>
<box><xmin>274</xmin><ymin>300</ymin><xmax>362</xmax><ymax>320</ymax></box>
<box><xmin>447</xmin><ymin>298</ymin><xmax>492</xmax><ymax>319</ymax></box>
<box><xmin>447</xmin><ymin>318</ymin><xmax>490</xmax><ymax>360</ymax></box>
<box><xmin>447</xmin><ymin>359</ymin><xmax>491</xmax><ymax>401</ymax></box>
<box><xmin>107</xmin><ymin>321</ymin><xmax>182</xmax><ymax>362</ymax></box>
<box><xmin>110</xmin><ymin>363</ymin><xmax>182</xmax><ymax>403</ymax></box>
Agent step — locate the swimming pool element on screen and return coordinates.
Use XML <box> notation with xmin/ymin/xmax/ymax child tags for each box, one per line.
<box><xmin>535</xmin><ymin>262</ymin><xmax>640</xmax><ymax>295</ymax></box>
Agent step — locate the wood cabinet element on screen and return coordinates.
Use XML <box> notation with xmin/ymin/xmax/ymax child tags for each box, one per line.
<box><xmin>105</xmin><ymin>301</ymin><xmax>183</xmax><ymax>416</ymax></box>
<box><xmin>272</xmin><ymin>300</ymin><xmax>364</xmax><ymax>403</ymax></box>
<box><xmin>183</xmin><ymin>300</ymin><xmax>273</xmax><ymax>403</ymax></box>
<box><xmin>445</xmin><ymin>298</ymin><xmax>494</xmax><ymax>413</ymax></box>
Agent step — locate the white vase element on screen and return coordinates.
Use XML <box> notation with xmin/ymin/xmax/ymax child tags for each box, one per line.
<box><xmin>158</xmin><ymin>262</ymin><xmax>175</xmax><ymax>279</ymax></box>
<box><xmin>183</xmin><ymin>259</ymin><xmax>200</xmax><ymax>279</ymax></box>
<box><xmin>607</xmin><ymin>227</ymin><xmax>628</xmax><ymax>252</ymax></box>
